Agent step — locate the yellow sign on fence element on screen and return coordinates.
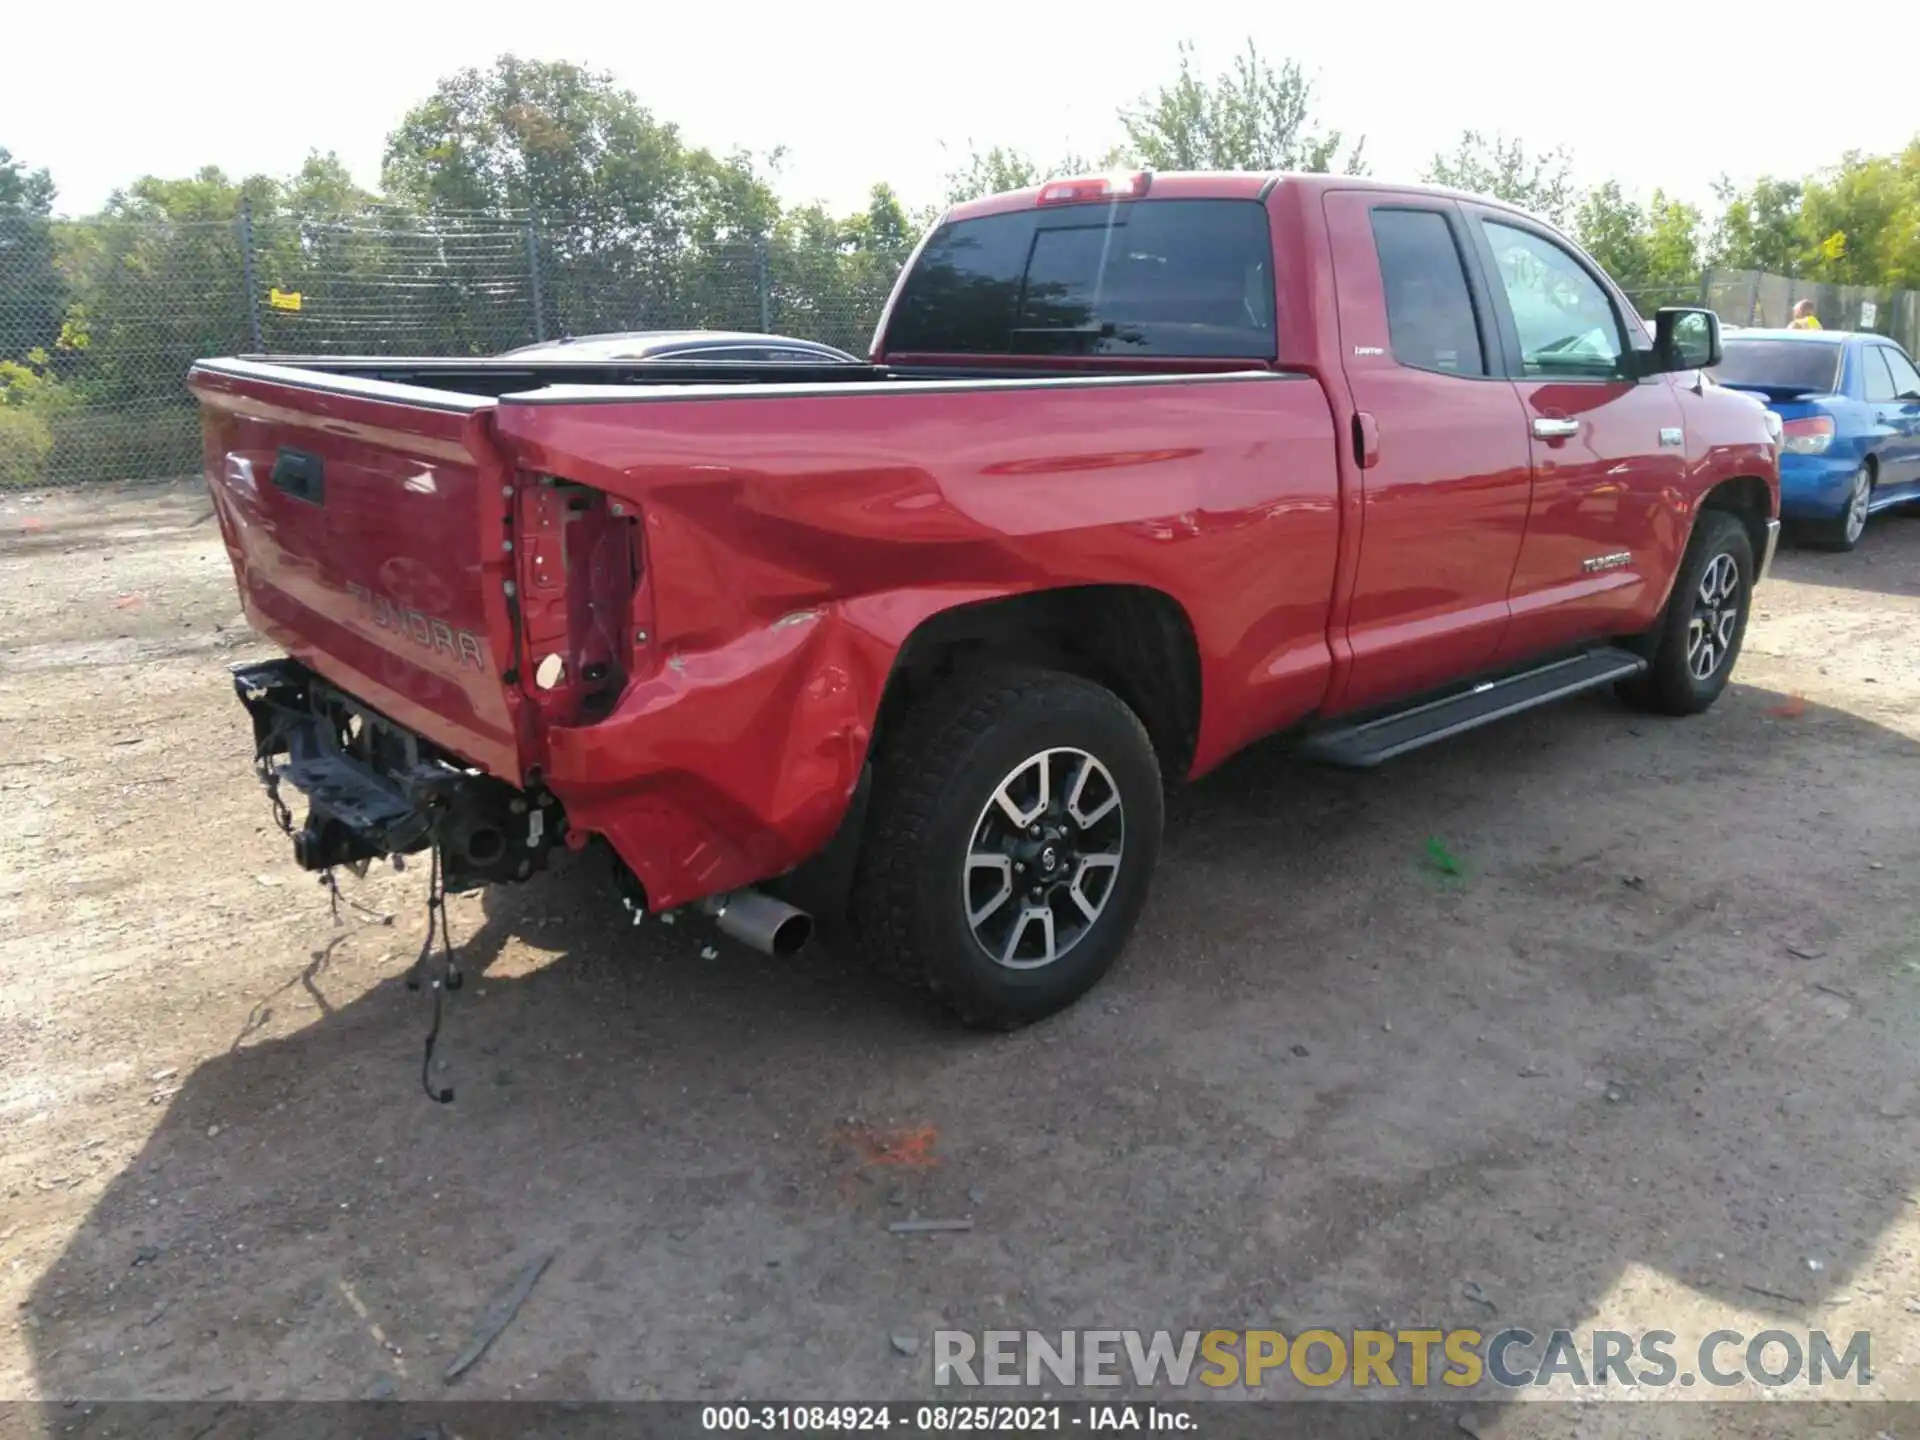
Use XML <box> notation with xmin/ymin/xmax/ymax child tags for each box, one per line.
<box><xmin>267</xmin><ymin>288</ymin><xmax>303</xmax><ymax>312</ymax></box>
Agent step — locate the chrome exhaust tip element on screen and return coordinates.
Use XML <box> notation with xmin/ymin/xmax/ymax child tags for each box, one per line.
<box><xmin>703</xmin><ymin>888</ymin><xmax>813</xmax><ymax>957</ymax></box>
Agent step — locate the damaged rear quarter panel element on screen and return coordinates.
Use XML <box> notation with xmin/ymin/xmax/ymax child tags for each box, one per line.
<box><xmin>493</xmin><ymin>376</ymin><xmax>1340</xmax><ymax>910</ymax></box>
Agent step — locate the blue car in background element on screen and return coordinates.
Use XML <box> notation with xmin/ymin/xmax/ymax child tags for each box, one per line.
<box><xmin>1710</xmin><ymin>329</ymin><xmax>1920</xmax><ymax>550</ymax></box>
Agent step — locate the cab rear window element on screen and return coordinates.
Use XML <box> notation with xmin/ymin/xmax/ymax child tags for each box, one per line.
<box><xmin>883</xmin><ymin>199</ymin><xmax>1277</xmax><ymax>359</ymax></box>
<box><xmin>1712</xmin><ymin>339</ymin><xmax>1842</xmax><ymax>394</ymax></box>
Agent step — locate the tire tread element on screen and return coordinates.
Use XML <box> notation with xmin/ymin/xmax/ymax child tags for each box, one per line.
<box><xmin>850</xmin><ymin>664</ymin><xmax>1156</xmax><ymax>1027</ymax></box>
<box><xmin>1619</xmin><ymin>509</ymin><xmax>1753</xmax><ymax>716</ymax></box>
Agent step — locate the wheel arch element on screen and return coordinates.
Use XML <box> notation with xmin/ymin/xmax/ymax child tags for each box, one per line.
<box><xmin>767</xmin><ymin>583</ymin><xmax>1201</xmax><ymax>925</ymax></box>
<box><xmin>870</xmin><ymin>583</ymin><xmax>1205</xmax><ymax>782</ymax></box>
<box><xmin>1699</xmin><ymin>474</ymin><xmax>1772</xmax><ymax>570</ymax></box>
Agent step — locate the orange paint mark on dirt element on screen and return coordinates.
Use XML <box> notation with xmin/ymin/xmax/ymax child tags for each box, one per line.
<box><xmin>18</xmin><ymin>517</ymin><xmax>45</xmax><ymax>532</ymax></box>
<box><xmin>1766</xmin><ymin>694</ymin><xmax>1807</xmax><ymax>719</ymax></box>
<box><xmin>112</xmin><ymin>594</ymin><xmax>146</xmax><ymax>611</ymax></box>
<box><xmin>833</xmin><ymin>1123</ymin><xmax>940</xmax><ymax>1169</ymax></box>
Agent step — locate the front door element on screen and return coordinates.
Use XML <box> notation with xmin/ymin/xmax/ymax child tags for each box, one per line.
<box><xmin>1322</xmin><ymin>193</ymin><xmax>1533</xmax><ymax>714</ymax></box>
<box><xmin>1465</xmin><ymin>211</ymin><xmax>1691</xmax><ymax>664</ymax></box>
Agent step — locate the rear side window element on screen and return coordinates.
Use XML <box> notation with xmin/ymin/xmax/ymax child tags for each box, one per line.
<box><xmin>1712</xmin><ymin>340</ymin><xmax>1841</xmax><ymax>394</ymax></box>
<box><xmin>1370</xmin><ymin>208</ymin><xmax>1487</xmax><ymax>377</ymax></box>
<box><xmin>884</xmin><ymin>199</ymin><xmax>1276</xmax><ymax>359</ymax></box>
<box><xmin>1884</xmin><ymin>346</ymin><xmax>1920</xmax><ymax>398</ymax></box>
<box><xmin>1862</xmin><ymin>347</ymin><xmax>1898</xmax><ymax>402</ymax></box>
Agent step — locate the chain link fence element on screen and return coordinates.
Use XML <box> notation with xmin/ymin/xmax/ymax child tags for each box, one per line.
<box><xmin>7</xmin><ymin>208</ymin><xmax>1920</xmax><ymax>492</ymax></box>
<box><xmin>1621</xmin><ymin>282</ymin><xmax>1712</xmax><ymax>320</ymax></box>
<box><xmin>1</xmin><ymin>207</ymin><xmax>896</xmax><ymax>489</ymax></box>
<box><xmin>1703</xmin><ymin>267</ymin><xmax>1920</xmax><ymax>352</ymax></box>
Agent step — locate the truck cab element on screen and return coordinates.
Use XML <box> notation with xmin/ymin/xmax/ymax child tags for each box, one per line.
<box><xmin>872</xmin><ymin>172</ymin><xmax>1777</xmax><ymax>714</ymax></box>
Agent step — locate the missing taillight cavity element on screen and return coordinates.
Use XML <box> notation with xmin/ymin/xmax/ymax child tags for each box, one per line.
<box><xmin>514</xmin><ymin>478</ymin><xmax>642</xmax><ymax>723</ymax></box>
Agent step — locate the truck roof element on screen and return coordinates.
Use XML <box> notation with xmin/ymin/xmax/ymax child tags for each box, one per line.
<box><xmin>944</xmin><ymin>170</ymin><xmax>1541</xmax><ymax>225</ymax></box>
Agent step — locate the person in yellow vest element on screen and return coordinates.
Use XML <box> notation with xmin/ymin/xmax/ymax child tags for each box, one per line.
<box><xmin>1788</xmin><ymin>299</ymin><xmax>1823</xmax><ymax>330</ymax></box>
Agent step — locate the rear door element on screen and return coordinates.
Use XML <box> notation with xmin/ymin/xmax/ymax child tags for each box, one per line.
<box><xmin>1874</xmin><ymin>344</ymin><xmax>1920</xmax><ymax>491</ymax></box>
<box><xmin>192</xmin><ymin>363</ymin><xmax>527</xmax><ymax>780</ymax></box>
<box><xmin>1322</xmin><ymin>192</ymin><xmax>1533</xmax><ymax>712</ymax></box>
<box><xmin>1463</xmin><ymin>210</ymin><xmax>1689</xmax><ymax>663</ymax></box>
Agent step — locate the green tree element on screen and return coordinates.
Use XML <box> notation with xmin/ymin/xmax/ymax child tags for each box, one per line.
<box><xmin>845</xmin><ymin>183</ymin><xmax>915</xmax><ymax>256</ymax></box>
<box><xmin>1573</xmin><ymin>180</ymin><xmax>1647</xmax><ymax>283</ymax></box>
<box><xmin>60</xmin><ymin>165</ymin><xmax>272</xmax><ymax>392</ymax></box>
<box><xmin>384</xmin><ymin>56</ymin><xmax>785</xmax><ymax>337</ymax></box>
<box><xmin>1425</xmin><ymin>130</ymin><xmax>1574</xmax><ymax>225</ymax></box>
<box><xmin>684</xmin><ymin>147</ymin><xmax>785</xmax><ymax>249</ymax></box>
<box><xmin>32</xmin><ymin>166</ymin><xmax>275</xmax><ymax>481</ymax></box>
<box><xmin>0</xmin><ymin>147</ymin><xmax>63</xmax><ymax>361</ymax></box>
<box><xmin>668</xmin><ymin>147</ymin><xmax>790</xmax><ymax>335</ymax></box>
<box><xmin>763</xmin><ymin>187</ymin><xmax>916</xmax><ymax>354</ymax></box>
<box><xmin>1793</xmin><ymin>146</ymin><xmax>1920</xmax><ymax>288</ymax></box>
<box><xmin>940</xmin><ymin>144</ymin><xmax>1108</xmax><ymax>205</ymax></box>
<box><xmin>1117</xmin><ymin>41</ymin><xmax>1364</xmax><ymax>174</ymax></box>
<box><xmin>251</xmin><ymin>153</ymin><xmax>504</xmax><ymax>355</ymax></box>
<box><xmin>1707</xmin><ymin>175</ymin><xmax>1807</xmax><ymax>274</ymax></box>
<box><xmin>384</xmin><ymin>57</ymin><xmax>687</xmax><ymax>228</ymax></box>
<box><xmin>278</xmin><ymin>151</ymin><xmax>379</xmax><ymax>221</ymax></box>
<box><xmin>0</xmin><ymin>148</ymin><xmax>70</xmax><ymax>485</ymax></box>
<box><xmin>1642</xmin><ymin>191</ymin><xmax>1704</xmax><ymax>290</ymax></box>
<box><xmin>0</xmin><ymin>148</ymin><xmax>55</xmax><ymax>215</ymax></box>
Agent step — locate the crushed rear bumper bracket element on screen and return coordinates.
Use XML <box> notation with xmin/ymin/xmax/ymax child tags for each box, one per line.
<box><xmin>231</xmin><ymin>658</ymin><xmax>558</xmax><ymax>891</ymax></box>
<box><xmin>233</xmin><ymin>659</ymin><xmax>439</xmax><ymax>870</ymax></box>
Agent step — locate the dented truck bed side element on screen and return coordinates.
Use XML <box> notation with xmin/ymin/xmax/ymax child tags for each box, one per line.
<box><xmin>194</xmin><ymin>362</ymin><xmax>1344</xmax><ymax>912</ymax></box>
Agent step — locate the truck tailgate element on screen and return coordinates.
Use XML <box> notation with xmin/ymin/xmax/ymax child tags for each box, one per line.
<box><xmin>191</xmin><ymin>361</ymin><xmax>526</xmax><ymax>782</ymax></box>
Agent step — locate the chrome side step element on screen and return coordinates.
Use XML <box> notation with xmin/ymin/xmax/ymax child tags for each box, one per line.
<box><xmin>1297</xmin><ymin>648</ymin><xmax>1649</xmax><ymax>770</ymax></box>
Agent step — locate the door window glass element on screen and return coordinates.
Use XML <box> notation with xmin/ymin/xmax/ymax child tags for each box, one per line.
<box><xmin>1862</xmin><ymin>347</ymin><xmax>1898</xmax><ymax>402</ymax></box>
<box><xmin>1370</xmin><ymin>208</ymin><xmax>1488</xmax><ymax>377</ymax></box>
<box><xmin>1482</xmin><ymin>220</ymin><xmax>1626</xmax><ymax>379</ymax></box>
<box><xmin>1883</xmin><ymin>346</ymin><xmax>1920</xmax><ymax>398</ymax></box>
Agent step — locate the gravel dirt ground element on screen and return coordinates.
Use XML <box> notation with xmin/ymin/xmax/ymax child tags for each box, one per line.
<box><xmin>1</xmin><ymin>482</ymin><xmax>1917</xmax><ymax>1434</ymax></box>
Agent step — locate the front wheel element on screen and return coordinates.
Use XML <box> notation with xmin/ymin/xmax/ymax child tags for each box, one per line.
<box><xmin>849</xmin><ymin>666</ymin><xmax>1164</xmax><ymax>1029</ymax></box>
<box><xmin>1618</xmin><ymin>509</ymin><xmax>1754</xmax><ymax>716</ymax></box>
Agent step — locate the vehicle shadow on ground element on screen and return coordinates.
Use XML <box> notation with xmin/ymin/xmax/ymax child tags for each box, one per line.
<box><xmin>20</xmin><ymin>680</ymin><xmax>1920</xmax><ymax>1429</ymax></box>
<box><xmin>1770</xmin><ymin>512</ymin><xmax>1920</xmax><ymax>597</ymax></box>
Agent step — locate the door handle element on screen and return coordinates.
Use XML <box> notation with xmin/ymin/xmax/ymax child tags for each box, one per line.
<box><xmin>270</xmin><ymin>447</ymin><xmax>325</xmax><ymax>504</ymax></box>
<box><xmin>1352</xmin><ymin>410</ymin><xmax>1381</xmax><ymax>470</ymax></box>
<box><xmin>1532</xmin><ymin>417</ymin><xmax>1580</xmax><ymax>439</ymax></box>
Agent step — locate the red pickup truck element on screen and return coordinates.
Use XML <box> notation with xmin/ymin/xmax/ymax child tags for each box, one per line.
<box><xmin>193</xmin><ymin>171</ymin><xmax>1779</xmax><ymax>1029</ymax></box>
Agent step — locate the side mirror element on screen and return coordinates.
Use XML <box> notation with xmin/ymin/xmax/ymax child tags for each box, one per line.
<box><xmin>1651</xmin><ymin>307</ymin><xmax>1722</xmax><ymax>374</ymax></box>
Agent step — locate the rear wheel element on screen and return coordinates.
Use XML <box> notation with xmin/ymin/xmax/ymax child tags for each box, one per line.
<box><xmin>1802</xmin><ymin>460</ymin><xmax>1873</xmax><ymax>551</ymax></box>
<box><xmin>850</xmin><ymin>666</ymin><xmax>1163</xmax><ymax>1029</ymax></box>
<box><xmin>1618</xmin><ymin>509</ymin><xmax>1754</xmax><ymax>716</ymax></box>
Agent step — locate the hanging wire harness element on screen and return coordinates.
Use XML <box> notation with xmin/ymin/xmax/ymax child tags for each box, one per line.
<box><xmin>235</xmin><ymin>657</ymin><xmax>562</xmax><ymax>1102</ymax></box>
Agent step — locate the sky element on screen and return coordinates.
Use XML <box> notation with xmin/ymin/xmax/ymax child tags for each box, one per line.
<box><xmin>6</xmin><ymin>1</ymin><xmax>1915</xmax><ymax>222</ymax></box>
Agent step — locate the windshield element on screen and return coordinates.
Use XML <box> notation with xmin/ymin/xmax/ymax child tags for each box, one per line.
<box><xmin>1711</xmin><ymin>339</ymin><xmax>1841</xmax><ymax>394</ymax></box>
<box><xmin>883</xmin><ymin>199</ymin><xmax>1276</xmax><ymax>359</ymax></box>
